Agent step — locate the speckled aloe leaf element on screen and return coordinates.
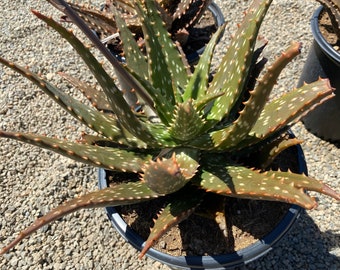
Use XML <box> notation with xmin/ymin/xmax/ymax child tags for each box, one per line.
<box><xmin>58</xmin><ymin>72</ymin><xmax>112</xmax><ymax>113</ymax></box>
<box><xmin>168</xmin><ymin>100</ymin><xmax>206</xmax><ymax>141</ymax></box>
<box><xmin>226</xmin><ymin>37</ymin><xmax>268</xmax><ymax>122</ymax></box>
<box><xmin>0</xmin><ymin>56</ymin><xmax>144</xmax><ymax>148</ymax></box>
<box><xmin>198</xmin><ymin>165</ymin><xmax>340</xmax><ymax>209</ymax></box>
<box><xmin>55</xmin><ymin>1</ymin><xmax>119</xmax><ymax>36</ymax></box>
<box><xmin>46</xmin><ymin>0</ymin><xmax>154</xmax><ymax>110</ymax></box>
<box><xmin>0</xmin><ymin>130</ymin><xmax>152</xmax><ymax>172</ymax></box>
<box><xmin>112</xmin><ymin>6</ymin><xmax>147</xmax><ymax>79</ymax></box>
<box><xmin>146</xmin><ymin>0</ymin><xmax>192</xmax><ymax>88</ymax></box>
<box><xmin>139</xmin><ymin>187</ymin><xmax>204</xmax><ymax>258</ymax></box>
<box><xmin>187</xmin><ymin>51</ymin><xmax>334</xmax><ymax>151</ymax></box>
<box><xmin>142</xmin><ymin>148</ymin><xmax>200</xmax><ymax>194</ymax></box>
<box><xmin>264</xmin><ymin>170</ymin><xmax>340</xmax><ymax>200</ymax></box>
<box><xmin>194</xmin><ymin>91</ymin><xmax>225</xmax><ymax>112</ymax></box>
<box><xmin>205</xmin><ymin>0</ymin><xmax>272</xmax><ymax>126</ymax></box>
<box><xmin>183</xmin><ymin>24</ymin><xmax>226</xmax><ymax>101</ymax></box>
<box><xmin>257</xmin><ymin>136</ymin><xmax>304</xmax><ymax>169</ymax></box>
<box><xmin>172</xmin><ymin>0</ymin><xmax>196</xmax><ymax>20</ymax></box>
<box><xmin>211</xmin><ymin>42</ymin><xmax>303</xmax><ymax>150</ymax></box>
<box><xmin>0</xmin><ymin>182</ymin><xmax>160</xmax><ymax>256</ymax></box>
<box><xmin>170</xmin><ymin>148</ymin><xmax>200</xmax><ymax>179</ymax></box>
<box><xmin>135</xmin><ymin>1</ymin><xmax>175</xmax><ymax>113</ymax></box>
<box><xmin>172</xmin><ymin>0</ymin><xmax>212</xmax><ymax>31</ymax></box>
<box><xmin>122</xmin><ymin>69</ymin><xmax>175</xmax><ymax>124</ymax></box>
<box><xmin>136</xmin><ymin>0</ymin><xmax>190</xmax><ymax>103</ymax></box>
<box><xmin>113</xmin><ymin>6</ymin><xmax>174</xmax><ymax>124</ymax></box>
<box><xmin>142</xmin><ymin>157</ymin><xmax>184</xmax><ymax>194</ymax></box>
<box><xmin>32</xmin><ymin>10</ymin><xmax>169</xmax><ymax>147</ymax></box>
<box><xmin>250</xmin><ymin>78</ymin><xmax>334</xmax><ymax>139</ymax></box>
<box><xmin>79</xmin><ymin>133</ymin><xmax>148</xmax><ymax>150</ymax></box>
<box><xmin>80</xmin><ymin>133</ymin><xmax>118</xmax><ymax>147</ymax></box>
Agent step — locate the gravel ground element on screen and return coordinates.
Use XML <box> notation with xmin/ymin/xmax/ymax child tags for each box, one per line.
<box><xmin>0</xmin><ymin>0</ymin><xmax>339</xmax><ymax>269</ymax></box>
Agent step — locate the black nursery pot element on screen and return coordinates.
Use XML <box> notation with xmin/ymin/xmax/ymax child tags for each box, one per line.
<box><xmin>298</xmin><ymin>6</ymin><xmax>340</xmax><ymax>142</ymax></box>
<box><xmin>98</xmin><ymin>140</ymin><xmax>306</xmax><ymax>270</ymax></box>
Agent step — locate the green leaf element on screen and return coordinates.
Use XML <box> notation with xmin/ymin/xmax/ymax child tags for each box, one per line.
<box><xmin>53</xmin><ymin>1</ymin><xmax>119</xmax><ymax>36</ymax></box>
<box><xmin>205</xmin><ymin>0</ymin><xmax>273</xmax><ymax>126</ymax></box>
<box><xmin>142</xmin><ymin>147</ymin><xmax>200</xmax><ymax>194</ymax></box>
<box><xmin>265</xmin><ymin>170</ymin><xmax>340</xmax><ymax>201</ymax></box>
<box><xmin>211</xmin><ymin>42</ymin><xmax>302</xmax><ymax>150</ymax></box>
<box><xmin>183</xmin><ymin>24</ymin><xmax>226</xmax><ymax>101</ymax></box>
<box><xmin>32</xmin><ymin>10</ymin><xmax>161</xmax><ymax>147</ymax></box>
<box><xmin>123</xmin><ymin>67</ymin><xmax>175</xmax><ymax>125</ymax></box>
<box><xmin>0</xmin><ymin>56</ymin><xmax>145</xmax><ymax>148</ymax></box>
<box><xmin>136</xmin><ymin>0</ymin><xmax>189</xmax><ymax>102</ymax></box>
<box><xmin>173</xmin><ymin>0</ymin><xmax>213</xmax><ymax>30</ymax></box>
<box><xmin>169</xmin><ymin>148</ymin><xmax>200</xmax><ymax>179</ymax></box>
<box><xmin>139</xmin><ymin>187</ymin><xmax>204</xmax><ymax>258</ymax></box>
<box><xmin>168</xmin><ymin>100</ymin><xmax>206</xmax><ymax>141</ymax></box>
<box><xmin>198</xmin><ymin>164</ymin><xmax>340</xmax><ymax>209</ymax></box>
<box><xmin>112</xmin><ymin>5</ymin><xmax>147</xmax><ymax>79</ymax></box>
<box><xmin>134</xmin><ymin>1</ymin><xmax>175</xmax><ymax>116</ymax></box>
<box><xmin>188</xmin><ymin>47</ymin><xmax>334</xmax><ymax>151</ymax></box>
<box><xmin>142</xmin><ymin>156</ymin><xmax>187</xmax><ymax>194</ymax></box>
<box><xmin>250</xmin><ymin>78</ymin><xmax>334</xmax><ymax>138</ymax></box>
<box><xmin>257</xmin><ymin>136</ymin><xmax>304</xmax><ymax>169</ymax></box>
<box><xmin>58</xmin><ymin>72</ymin><xmax>112</xmax><ymax>113</ymax></box>
<box><xmin>0</xmin><ymin>131</ymin><xmax>152</xmax><ymax>172</ymax></box>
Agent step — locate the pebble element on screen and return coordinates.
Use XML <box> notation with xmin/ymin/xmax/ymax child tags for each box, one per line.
<box><xmin>0</xmin><ymin>0</ymin><xmax>339</xmax><ymax>270</ymax></box>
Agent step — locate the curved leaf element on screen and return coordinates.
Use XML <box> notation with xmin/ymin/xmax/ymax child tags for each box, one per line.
<box><xmin>32</xmin><ymin>9</ymin><xmax>161</xmax><ymax>146</ymax></box>
<box><xmin>139</xmin><ymin>187</ymin><xmax>204</xmax><ymax>258</ymax></box>
<box><xmin>0</xmin><ymin>56</ymin><xmax>144</xmax><ymax>148</ymax></box>
<box><xmin>198</xmin><ymin>165</ymin><xmax>339</xmax><ymax>209</ymax></box>
<box><xmin>0</xmin><ymin>131</ymin><xmax>152</xmax><ymax>172</ymax></box>
<box><xmin>0</xmin><ymin>182</ymin><xmax>160</xmax><ymax>255</ymax></box>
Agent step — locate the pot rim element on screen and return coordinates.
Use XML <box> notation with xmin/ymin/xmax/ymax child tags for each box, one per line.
<box><xmin>98</xmin><ymin>133</ymin><xmax>305</xmax><ymax>269</ymax></box>
<box><xmin>311</xmin><ymin>6</ymin><xmax>340</xmax><ymax>64</ymax></box>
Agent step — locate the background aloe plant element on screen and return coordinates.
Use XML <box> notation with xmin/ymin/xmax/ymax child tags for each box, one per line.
<box><xmin>53</xmin><ymin>0</ymin><xmax>214</xmax><ymax>50</ymax></box>
<box><xmin>316</xmin><ymin>0</ymin><xmax>340</xmax><ymax>40</ymax></box>
<box><xmin>0</xmin><ymin>0</ymin><xmax>339</xmax><ymax>260</ymax></box>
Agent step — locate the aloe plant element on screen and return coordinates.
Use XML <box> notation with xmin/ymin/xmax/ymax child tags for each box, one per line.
<box><xmin>0</xmin><ymin>0</ymin><xmax>339</xmax><ymax>259</ymax></box>
<box><xmin>316</xmin><ymin>0</ymin><xmax>340</xmax><ymax>40</ymax></box>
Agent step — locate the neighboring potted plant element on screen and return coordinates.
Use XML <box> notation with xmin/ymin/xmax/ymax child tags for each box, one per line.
<box><xmin>298</xmin><ymin>0</ymin><xmax>340</xmax><ymax>142</ymax></box>
<box><xmin>0</xmin><ymin>0</ymin><xmax>339</xmax><ymax>269</ymax></box>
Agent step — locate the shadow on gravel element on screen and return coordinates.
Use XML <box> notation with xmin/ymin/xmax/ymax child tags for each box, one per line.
<box><xmin>332</xmin><ymin>141</ymin><xmax>340</xmax><ymax>149</ymax></box>
<box><xmin>237</xmin><ymin>209</ymin><xmax>340</xmax><ymax>270</ymax></box>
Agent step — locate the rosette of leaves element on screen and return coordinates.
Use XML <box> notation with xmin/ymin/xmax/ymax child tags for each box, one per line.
<box><xmin>0</xmin><ymin>0</ymin><xmax>339</xmax><ymax>258</ymax></box>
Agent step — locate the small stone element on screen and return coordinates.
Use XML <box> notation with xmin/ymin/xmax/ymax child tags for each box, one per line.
<box><xmin>159</xmin><ymin>240</ymin><xmax>167</xmax><ymax>249</ymax></box>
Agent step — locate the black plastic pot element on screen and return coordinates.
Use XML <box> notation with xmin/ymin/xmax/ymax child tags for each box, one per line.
<box><xmin>98</xmin><ymin>140</ymin><xmax>306</xmax><ymax>270</ymax></box>
<box><xmin>298</xmin><ymin>6</ymin><xmax>340</xmax><ymax>142</ymax></box>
